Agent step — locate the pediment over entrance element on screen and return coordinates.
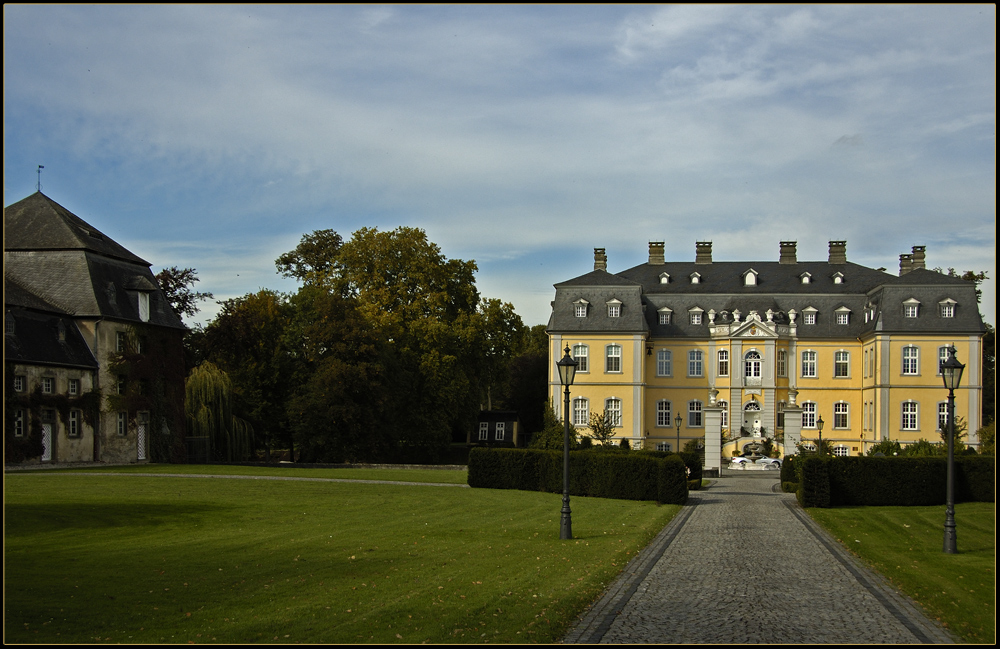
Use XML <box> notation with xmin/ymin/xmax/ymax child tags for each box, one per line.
<box><xmin>730</xmin><ymin>314</ymin><xmax>778</xmax><ymax>338</ymax></box>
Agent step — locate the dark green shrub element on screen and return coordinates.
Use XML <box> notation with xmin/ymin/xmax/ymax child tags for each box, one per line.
<box><xmin>796</xmin><ymin>456</ymin><xmax>831</xmax><ymax>507</ymax></box>
<box><xmin>955</xmin><ymin>456</ymin><xmax>995</xmax><ymax>502</ymax></box>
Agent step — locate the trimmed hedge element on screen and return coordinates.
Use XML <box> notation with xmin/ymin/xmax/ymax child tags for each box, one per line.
<box><xmin>796</xmin><ymin>455</ymin><xmax>994</xmax><ymax>507</ymax></box>
<box><xmin>467</xmin><ymin>447</ymin><xmax>688</xmax><ymax>505</ymax></box>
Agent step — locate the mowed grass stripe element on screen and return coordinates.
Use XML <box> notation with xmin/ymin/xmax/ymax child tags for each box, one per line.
<box><xmin>4</xmin><ymin>473</ymin><xmax>678</xmax><ymax>644</ymax></box>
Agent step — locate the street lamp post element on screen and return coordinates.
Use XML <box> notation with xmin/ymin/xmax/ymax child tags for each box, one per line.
<box><xmin>674</xmin><ymin>413</ymin><xmax>683</xmax><ymax>453</ymax></box>
<box><xmin>816</xmin><ymin>415</ymin><xmax>825</xmax><ymax>455</ymax></box>
<box><xmin>941</xmin><ymin>346</ymin><xmax>965</xmax><ymax>554</ymax></box>
<box><xmin>556</xmin><ymin>346</ymin><xmax>578</xmax><ymax>540</ymax></box>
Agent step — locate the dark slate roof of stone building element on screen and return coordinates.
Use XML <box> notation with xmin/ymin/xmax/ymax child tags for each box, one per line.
<box><xmin>5</xmin><ymin>192</ymin><xmax>149</xmax><ymax>265</ymax></box>
<box><xmin>4</xmin><ymin>192</ymin><xmax>185</xmax><ymax>330</ymax></box>
<box><xmin>5</xmin><ymin>304</ymin><xmax>99</xmax><ymax>371</ymax></box>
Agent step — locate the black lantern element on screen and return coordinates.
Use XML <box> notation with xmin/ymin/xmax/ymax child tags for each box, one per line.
<box><xmin>941</xmin><ymin>346</ymin><xmax>965</xmax><ymax>554</ymax></box>
<box><xmin>556</xmin><ymin>346</ymin><xmax>578</xmax><ymax>540</ymax></box>
<box><xmin>674</xmin><ymin>413</ymin><xmax>683</xmax><ymax>454</ymax></box>
<box><xmin>816</xmin><ymin>415</ymin><xmax>825</xmax><ymax>455</ymax></box>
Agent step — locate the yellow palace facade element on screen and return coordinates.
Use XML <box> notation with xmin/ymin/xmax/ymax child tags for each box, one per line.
<box><xmin>547</xmin><ymin>241</ymin><xmax>985</xmax><ymax>472</ymax></box>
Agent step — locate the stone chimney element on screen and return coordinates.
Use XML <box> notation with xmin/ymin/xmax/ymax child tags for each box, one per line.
<box><xmin>779</xmin><ymin>241</ymin><xmax>797</xmax><ymax>265</ymax></box>
<box><xmin>648</xmin><ymin>241</ymin><xmax>665</xmax><ymax>265</ymax></box>
<box><xmin>695</xmin><ymin>241</ymin><xmax>713</xmax><ymax>265</ymax></box>
<box><xmin>899</xmin><ymin>253</ymin><xmax>913</xmax><ymax>275</ymax></box>
<box><xmin>828</xmin><ymin>240</ymin><xmax>847</xmax><ymax>265</ymax></box>
<box><xmin>910</xmin><ymin>245</ymin><xmax>926</xmax><ymax>270</ymax></box>
<box><xmin>594</xmin><ymin>248</ymin><xmax>607</xmax><ymax>271</ymax></box>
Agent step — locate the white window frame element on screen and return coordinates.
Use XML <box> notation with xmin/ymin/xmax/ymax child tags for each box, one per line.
<box><xmin>834</xmin><ymin>351</ymin><xmax>850</xmax><ymax>378</ymax></box>
<box><xmin>605</xmin><ymin>398</ymin><xmax>622</xmax><ymax>427</ymax></box>
<box><xmin>744</xmin><ymin>350</ymin><xmax>761</xmax><ymax>378</ymax></box>
<box><xmin>117</xmin><ymin>411</ymin><xmax>128</xmax><ymax>437</ymax></box>
<box><xmin>572</xmin><ymin>344</ymin><xmax>589</xmax><ymax>373</ymax></box>
<box><xmin>901</xmin><ymin>401</ymin><xmax>919</xmax><ymax>431</ymax></box>
<box><xmin>801</xmin><ymin>350</ymin><xmax>817</xmax><ymax>378</ymax></box>
<box><xmin>902</xmin><ymin>346</ymin><xmax>919</xmax><ymax>376</ymax></box>
<box><xmin>688</xmin><ymin>350</ymin><xmax>704</xmax><ymax>377</ymax></box>
<box><xmin>658</xmin><ymin>309</ymin><xmax>672</xmax><ymax>325</ymax></box>
<box><xmin>656</xmin><ymin>442</ymin><xmax>671</xmax><ymax>452</ymax></box>
<box><xmin>68</xmin><ymin>378</ymin><xmax>80</xmax><ymax>396</ymax></box>
<box><xmin>836</xmin><ymin>312</ymin><xmax>849</xmax><ymax>325</ymax></box>
<box><xmin>802</xmin><ymin>402</ymin><xmax>817</xmax><ymax>429</ymax></box>
<box><xmin>688</xmin><ymin>400</ymin><xmax>703</xmax><ymax>428</ymax></box>
<box><xmin>495</xmin><ymin>422</ymin><xmax>505</xmax><ymax>441</ymax></box>
<box><xmin>719</xmin><ymin>400</ymin><xmax>729</xmax><ymax>429</ymax></box>
<box><xmin>573</xmin><ymin>398</ymin><xmax>589</xmax><ymax>426</ymax></box>
<box><xmin>14</xmin><ymin>375</ymin><xmax>26</xmax><ymax>392</ymax></box>
<box><xmin>937</xmin><ymin>346</ymin><xmax>949</xmax><ymax>375</ymax></box>
<box><xmin>478</xmin><ymin>422</ymin><xmax>489</xmax><ymax>441</ymax></box>
<box><xmin>656</xmin><ymin>349</ymin><xmax>672</xmax><ymax>377</ymax></box>
<box><xmin>655</xmin><ymin>400</ymin><xmax>672</xmax><ymax>427</ymax></box>
<box><xmin>937</xmin><ymin>402</ymin><xmax>949</xmax><ymax>432</ymax></box>
<box><xmin>834</xmin><ymin>402</ymin><xmax>849</xmax><ymax>429</ymax></box>
<box><xmin>940</xmin><ymin>303</ymin><xmax>955</xmax><ymax>318</ymax></box>
<box><xmin>776</xmin><ymin>350</ymin><xmax>787</xmax><ymax>378</ymax></box>
<box><xmin>69</xmin><ymin>409</ymin><xmax>82</xmax><ymax>438</ymax></box>
<box><xmin>690</xmin><ymin>312</ymin><xmax>702</xmax><ymax>325</ymax></box>
<box><xmin>607</xmin><ymin>304</ymin><xmax>621</xmax><ymax>318</ymax></box>
<box><xmin>574</xmin><ymin>300</ymin><xmax>589</xmax><ymax>318</ymax></box>
<box><xmin>605</xmin><ymin>344</ymin><xmax>622</xmax><ymax>373</ymax></box>
<box><xmin>833</xmin><ymin>445</ymin><xmax>850</xmax><ymax>457</ymax></box>
<box><xmin>803</xmin><ymin>311</ymin><xmax>817</xmax><ymax>325</ymax></box>
<box><xmin>41</xmin><ymin>377</ymin><xmax>54</xmax><ymax>394</ymax></box>
<box><xmin>14</xmin><ymin>409</ymin><xmax>25</xmax><ymax>438</ymax></box>
<box><xmin>717</xmin><ymin>350</ymin><xmax>729</xmax><ymax>377</ymax></box>
<box><xmin>904</xmin><ymin>304</ymin><xmax>919</xmax><ymax>318</ymax></box>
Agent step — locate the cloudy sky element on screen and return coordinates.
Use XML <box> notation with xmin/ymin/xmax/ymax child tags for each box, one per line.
<box><xmin>4</xmin><ymin>5</ymin><xmax>995</xmax><ymax>328</ymax></box>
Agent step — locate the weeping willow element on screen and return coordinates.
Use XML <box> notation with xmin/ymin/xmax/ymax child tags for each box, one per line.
<box><xmin>185</xmin><ymin>361</ymin><xmax>255</xmax><ymax>462</ymax></box>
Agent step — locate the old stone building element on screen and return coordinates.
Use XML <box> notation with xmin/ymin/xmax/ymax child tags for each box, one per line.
<box><xmin>5</xmin><ymin>192</ymin><xmax>187</xmax><ymax>464</ymax></box>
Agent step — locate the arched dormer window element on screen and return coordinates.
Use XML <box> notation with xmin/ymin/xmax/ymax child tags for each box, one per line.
<box><xmin>832</xmin><ymin>272</ymin><xmax>844</xmax><ymax>284</ymax></box>
<box><xmin>800</xmin><ymin>272</ymin><xmax>812</xmax><ymax>284</ymax></box>
<box><xmin>659</xmin><ymin>272</ymin><xmax>670</xmax><ymax>285</ymax></box>
<box><xmin>690</xmin><ymin>272</ymin><xmax>701</xmax><ymax>284</ymax></box>
<box><xmin>743</xmin><ymin>269</ymin><xmax>759</xmax><ymax>286</ymax></box>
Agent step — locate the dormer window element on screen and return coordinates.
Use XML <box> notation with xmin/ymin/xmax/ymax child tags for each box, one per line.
<box><xmin>690</xmin><ymin>272</ymin><xmax>701</xmax><ymax>284</ymax></box>
<box><xmin>573</xmin><ymin>299</ymin><xmax>590</xmax><ymax>318</ymax></box>
<box><xmin>658</xmin><ymin>307</ymin><xmax>672</xmax><ymax>325</ymax></box>
<box><xmin>138</xmin><ymin>292</ymin><xmax>151</xmax><ymax>322</ymax></box>
<box><xmin>689</xmin><ymin>307</ymin><xmax>704</xmax><ymax>325</ymax></box>
<box><xmin>800</xmin><ymin>273</ymin><xmax>812</xmax><ymax>284</ymax></box>
<box><xmin>659</xmin><ymin>272</ymin><xmax>670</xmax><ymax>285</ymax></box>
<box><xmin>939</xmin><ymin>298</ymin><xmax>956</xmax><ymax>318</ymax></box>
<box><xmin>802</xmin><ymin>307</ymin><xmax>818</xmax><ymax>325</ymax></box>
<box><xmin>607</xmin><ymin>298</ymin><xmax>622</xmax><ymax>318</ymax></box>
<box><xmin>835</xmin><ymin>306</ymin><xmax>851</xmax><ymax>325</ymax></box>
<box><xmin>832</xmin><ymin>272</ymin><xmax>844</xmax><ymax>284</ymax></box>
<box><xmin>903</xmin><ymin>298</ymin><xmax>920</xmax><ymax>318</ymax></box>
<box><xmin>742</xmin><ymin>269</ymin><xmax>758</xmax><ymax>286</ymax></box>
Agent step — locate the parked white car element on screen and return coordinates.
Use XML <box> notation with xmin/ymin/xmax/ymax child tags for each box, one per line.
<box><xmin>729</xmin><ymin>457</ymin><xmax>750</xmax><ymax>468</ymax></box>
<box><xmin>754</xmin><ymin>457</ymin><xmax>781</xmax><ymax>469</ymax></box>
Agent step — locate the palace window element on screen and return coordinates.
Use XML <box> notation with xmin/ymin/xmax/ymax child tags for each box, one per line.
<box><xmin>938</xmin><ymin>402</ymin><xmax>949</xmax><ymax>431</ymax></box>
<box><xmin>937</xmin><ymin>346</ymin><xmax>949</xmax><ymax>375</ymax></box>
<box><xmin>717</xmin><ymin>350</ymin><xmax>729</xmax><ymax>377</ymax></box>
<box><xmin>833</xmin><ymin>445</ymin><xmax>850</xmax><ymax>457</ymax></box>
<box><xmin>803</xmin><ymin>308</ymin><xmax>817</xmax><ymax>325</ymax></box>
<box><xmin>479</xmin><ymin>422</ymin><xmax>489</xmax><ymax>441</ymax></box>
<box><xmin>939</xmin><ymin>300</ymin><xmax>955</xmax><ymax>318</ymax></box>
<box><xmin>834</xmin><ymin>402</ymin><xmax>849</xmax><ymax>429</ymax></box>
<box><xmin>776</xmin><ymin>401</ymin><xmax>786</xmax><ymax>429</ymax></box>
<box><xmin>688</xmin><ymin>350</ymin><xmax>704</xmax><ymax>377</ymax></box>
<box><xmin>573</xmin><ymin>398</ymin><xmax>589</xmax><ymax>426</ymax></box>
<box><xmin>656</xmin><ymin>350</ymin><xmax>672</xmax><ymax>377</ymax></box>
<box><xmin>605</xmin><ymin>398</ymin><xmax>622</xmax><ymax>427</ymax></box>
<box><xmin>605</xmin><ymin>345</ymin><xmax>622</xmax><ymax>373</ymax></box>
<box><xmin>658</xmin><ymin>309</ymin><xmax>672</xmax><ymax>325</ymax></box>
<box><xmin>495</xmin><ymin>422</ymin><xmax>505</xmax><ymax>441</ymax></box>
<box><xmin>656</xmin><ymin>442</ymin><xmax>671</xmax><ymax>452</ymax></box>
<box><xmin>688</xmin><ymin>400</ymin><xmax>703</xmax><ymax>427</ymax></box>
<box><xmin>572</xmin><ymin>344</ymin><xmax>589</xmax><ymax>373</ymax></box>
<box><xmin>902</xmin><ymin>346</ymin><xmax>919</xmax><ymax>375</ymax></box>
<box><xmin>117</xmin><ymin>411</ymin><xmax>128</xmax><ymax>437</ymax></box>
<box><xmin>718</xmin><ymin>401</ymin><xmax>729</xmax><ymax>429</ymax></box>
<box><xmin>574</xmin><ymin>299</ymin><xmax>589</xmax><ymax>318</ymax></box>
<box><xmin>690</xmin><ymin>311</ymin><xmax>703</xmax><ymax>325</ymax></box>
<box><xmin>776</xmin><ymin>350</ymin><xmax>787</xmax><ymax>378</ymax></box>
<box><xmin>744</xmin><ymin>351</ymin><xmax>761</xmax><ymax>378</ymax></box>
<box><xmin>835</xmin><ymin>351</ymin><xmax>850</xmax><ymax>377</ymax></box>
<box><xmin>656</xmin><ymin>400</ymin><xmax>672</xmax><ymax>427</ymax></box>
<box><xmin>69</xmin><ymin>378</ymin><xmax>80</xmax><ymax>396</ymax></box>
<box><xmin>42</xmin><ymin>377</ymin><xmax>54</xmax><ymax>394</ymax></box>
<box><xmin>801</xmin><ymin>350</ymin><xmax>817</xmax><ymax>378</ymax></box>
<box><xmin>607</xmin><ymin>300</ymin><xmax>622</xmax><ymax>318</ymax></box>
<box><xmin>901</xmin><ymin>401</ymin><xmax>919</xmax><ymax>430</ymax></box>
<box><xmin>836</xmin><ymin>312</ymin><xmax>849</xmax><ymax>325</ymax></box>
<box><xmin>905</xmin><ymin>304</ymin><xmax>919</xmax><ymax>318</ymax></box>
<box><xmin>802</xmin><ymin>402</ymin><xmax>817</xmax><ymax>429</ymax></box>
<box><xmin>14</xmin><ymin>375</ymin><xmax>26</xmax><ymax>392</ymax></box>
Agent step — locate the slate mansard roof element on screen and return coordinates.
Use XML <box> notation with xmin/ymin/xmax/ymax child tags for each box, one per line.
<box><xmin>4</xmin><ymin>192</ymin><xmax>185</xmax><ymax>330</ymax></box>
<box><xmin>547</xmin><ymin>244</ymin><xmax>985</xmax><ymax>339</ymax></box>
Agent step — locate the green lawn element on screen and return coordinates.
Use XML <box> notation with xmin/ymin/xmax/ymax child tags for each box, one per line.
<box><xmin>807</xmin><ymin>502</ymin><xmax>995</xmax><ymax>644</ymax></box>
<box><xmin>4</xmin><ymin>469</ymin><xmax>678</xmax><ymax>644</ymax></box>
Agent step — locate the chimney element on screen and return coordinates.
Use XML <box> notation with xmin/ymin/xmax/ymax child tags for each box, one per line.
<box><xmin>695</xmin><ymin>241</ymin><xmax>713</xmax><ymax>265</ymax></box>
<box><xmin>779</xmin><ymin>241</ymin><xmax>797</xmax><ymax>265</ymax></box>
<box><xmin>910</xmin><ymin>245</ymin><xmax>926</xmax><ymax>270</ymax></box>
<box><xmin>648</xmin><ymin>241</ymin><xmax>665</xmax><ymax>265</ymax></box>
<box><xmin>594</xmin><ymin>248</ymin><xmax>607</xmax><ymax>271</ymax></box>
<box><xmin>899</xmin><ymin>253</ymin><xmax>913</xmax><ymax>276</ymax></box>
<box><xmin>828</xmin><ymin>240</ymin><xmax>847</xmax><ymax>265</ymax></box>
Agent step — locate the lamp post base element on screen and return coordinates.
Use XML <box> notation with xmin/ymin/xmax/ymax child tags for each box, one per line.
<box><xmin>560</xmin><ymin>498</ymin><xmax>572</xmax><ymax>540</ymax></box>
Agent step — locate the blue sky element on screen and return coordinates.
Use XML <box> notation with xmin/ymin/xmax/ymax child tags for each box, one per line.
<box><xmin>4</xmin><ymin>5</ymin><xmax>995</xmax><ymax>328</ymax></box>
